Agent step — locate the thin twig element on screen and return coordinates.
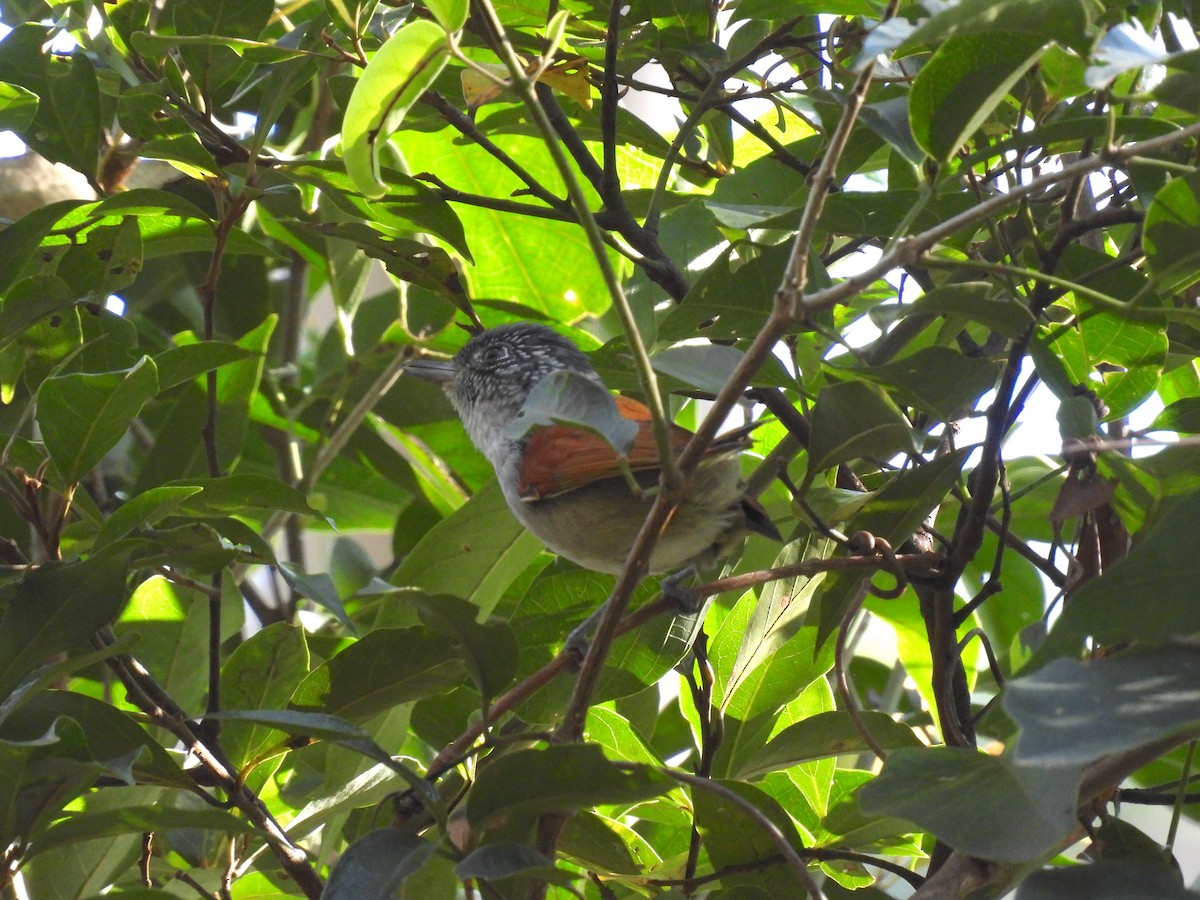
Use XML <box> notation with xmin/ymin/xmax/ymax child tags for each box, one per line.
<box><xmin>658</xmin><ymin>769</ymin><xmax>827</xmax><ymax>899</ymax></box>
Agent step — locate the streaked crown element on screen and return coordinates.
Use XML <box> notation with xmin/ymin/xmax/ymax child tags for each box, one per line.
<box><xmin>445</xmin><ymin>323</ymin><xmax>600</xmax><ymax>462</ymax></box>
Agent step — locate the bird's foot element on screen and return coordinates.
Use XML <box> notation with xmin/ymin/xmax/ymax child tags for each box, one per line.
<box><xmin>660</xmin><ymin>566</ymin><xmax>700</xmax><ymax>613</ymax></box>
<box><xmin>562</xmin><ymin>605</ymin><xmax>604</xmax><ymax>663</ymax></box>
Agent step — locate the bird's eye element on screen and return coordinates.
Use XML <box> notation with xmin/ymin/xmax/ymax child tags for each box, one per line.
<box><xmin>479</xmin><ymin>345</ymin><xmax>509</xmax><ymax>366</ymax></box>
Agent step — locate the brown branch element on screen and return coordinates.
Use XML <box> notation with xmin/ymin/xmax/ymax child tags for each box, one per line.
<box><xmin>92</xmin><ymin>629</ymin><xmax>323</xmax><ymax>897</ymax></box>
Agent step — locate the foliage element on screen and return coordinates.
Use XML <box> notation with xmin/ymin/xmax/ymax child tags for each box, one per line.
<box><xmin>1</xmin><ymin>0</ymin><xmax>1200</xmax><ymax>898</ymax></box>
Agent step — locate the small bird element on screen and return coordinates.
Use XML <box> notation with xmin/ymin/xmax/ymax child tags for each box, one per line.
<box><xmin>406</xmin><ymin>322</ymin><xmax>781</xmax><ymax>645</ymax></box>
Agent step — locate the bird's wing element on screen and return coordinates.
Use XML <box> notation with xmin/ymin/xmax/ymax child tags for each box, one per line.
<box><xmin>516</xmin><ymin>395</ymin><xmax>694</xmax><ymax>500</ymax></box>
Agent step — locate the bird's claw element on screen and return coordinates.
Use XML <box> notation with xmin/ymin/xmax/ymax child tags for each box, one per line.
<box><xmin>661</xmin><ymin>567</ymin><xmax>700</xmax><ymax>613</ymax></box>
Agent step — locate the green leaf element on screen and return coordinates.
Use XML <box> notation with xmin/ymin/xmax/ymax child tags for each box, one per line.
<box><xmin>424</xmin><ymin>0</ymin><xmax>468</xmax><ymax>32</ymax></box>
<box><xmin>651</xmin><ymin>343</ymin><xmax>747</xmax><ymax>394</ymax></box>
<box><xmin>1033</xmin><ymin>307</ymin><xmax>1166</xmax><ymax>421</ymax></box>
<box><xmin>1144</xmin><ymin>173</ymin><xmax>1200</xmax><ymax>295</ymax></box>
<box><xmin>278</xmin><ymin>562</ymin><xmax>354</xmax><ymax>630</ymax></box>
<box><xmin>219</xmin><ymin>623</ymin><xmax>309</xmax><ymax>769</ymax></box>
<box><xmin>1014</xmin><ymin>861</ymin><xmax>1200</xmax><ymax>899</ymax></box>
<box><xmin>1008</xmin><ymin>645</ymin><xmax>1200</xmax><ymax>767</ymax></box>
<box><xmin>291</xmin><ymin>627</ymin><xmax>465</xmax><ymax>721</ymax></box>
<box><xmin>27</xmin><ymin>806</ymin><xmax>254</xmax><ymax>859</ymax></box>
<box><xmin>0</xmin><ymin>25</ymin><xmax>100</xmax><ymax>177</ymax></box>
<box><xmin>387</xmin><ymin>591</ymin><xmax>519</xmax><ymax>701</ymax></box>
<box><xmin>326</xmin><ymin>0</ymin><xmax>381</xmax><ymax>37</ymax></box>
<box><xmin>112</xmin><ymin>575</ymin><xmax>209</xmax><ymax>712</ymax></box>
<box><xmin>38</xmin><ymin>357</ymin><xmax>158</xmax><ymax>485</ymax></box>
<box><xmin>719</xmin><ymin>534</ymin><xmax>837</xmax><ymax>722</ymax></box>
<box><xmin>1151</xmin><ymin>397</ymin><xmax>1200</xmax><ymax>433</ymax></box>
<box><xmin>859</xmin><ymin>747</ymin><xmax>1079</xmax><ymax>862</ymax></box>
<box><xmin>0</xmin><ymin>276</ymin><xmax>74</xmax><ymax>351</ymax></box>
<box><xmin>0</xmin><ymin>549</ymin><xmax>133</xmax><ymax>702</ymax></box>
<box><xmin>394</xmin><ymin>128</ymin><xmax>613</xmax><ymax>316</ymax></box>
<box><xmin>342</xmin><ymin>19</ymin><xmax>450</xmax><ymax>198</ymax></box>
<box><xmin>385</xmin><ymin>481</ymin><xmax>543</xmax><ymax>622</ymax></box>
<box><xmin>323</xmin><ymin>830</ymin><xmax>437</xmax><ymax>900</ymax></box>
<box><xmin>806</xmin><ymin>379</ymin><xmax>917</xmax><ymax>479</ymax></box>
<box><xmin>902</xmin><ymin>0</ymin><xmax>1092</xmax><ymax>54</ymax></box>
<box><xmin>0</xmin><ymin>80</ymin><xmax>37</xmax><ymax>131</ymax></box>
<box><xmin>814</xmin><ymin>448</ymin><xmax>971</xmax><ymax>646</ymax></box>
<box><xmin>455</xmin><ymin>843</ymin><xmax>558</xmax><ymax>882</ymax></box>
<box><xmin>215</xmin><ymin>315</ymin><xmax>274</xmax><ymax>470</ymax></box>
<box><xmin>740</xmin><ymin>711</ymin><xmax>922</xmax><ymax>779</ymax></box>
<box><xmin>280</xmin><ymin>160</ymin><xmax>470</xmax><ymax>258</ymax></box>
<box><xmin>170</xmin><ymin>473</ymin><xmax>321</xmax><ymax>520</ymax></box>
<box><xmin>172</xmin><ymin>0</ymin><xmax>274</xmax><ymax>98</ymax></box>
<box><xmin>55</xmin><ymin>217</ymin><xmax>143</xmax><ymax>298</ymax></box>
<box><xmin>0</xmin><ymin>200</ymin><xmax>84</xmax><ymax>294</ymax></box>
<box><xmin>0</xmin><ymin>689</ymin><xmax>189</xmax><ymax>789</ymax></box>
<box><xmin>659</xmin><ymin>242</ymin><xmax>788</xmax><ymax>341</ymax></box>
<box><xmin>1035</xmin><ymin>492</ymin><xmax>1200</xmax><ymax>658</ymax></box>
<box><xmin>466</xmin><ymin>745</ymin><xmax>671</xmax><ymax>826</ymax></box>
<box><xmin>910</xmin><ymin>32</ymin><xmax>1048</xmax><ymax>162</ymax></box>
<box><xmin>854</xmin><ymin>346</ymin><xmax>1002</xmax><ymax>422</ymax></box>
<box><xmin>94</xmin><ymin>486</ymin><xmax>203</xmax><ymax>550</ymax></box>
<box><xmin>693</xmin><ymin>779</ymin><xmax>815</xmax><ymax>894</ymax></box>
<box><xmin>210</xmin><ymin>708</ymin><xmax>432</xmax><ymax>798</ymax></box>
<box><xmin>152</xmin><ymin>341</ymin><xmax>256</xmax><ymax>392</ymax></box>
<box><xmin>506</xmin><ymin>368</ymin><xmax>637</xmax><ymax>456</ymax></box>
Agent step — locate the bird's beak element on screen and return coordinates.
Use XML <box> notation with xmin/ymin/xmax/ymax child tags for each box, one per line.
<box><xmin>404</xmin><ymin>357</ymin><xmax>457</xmax><ymax>384</ymax></box>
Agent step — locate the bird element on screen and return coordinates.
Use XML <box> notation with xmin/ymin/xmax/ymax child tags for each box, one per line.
<box><xmin>405</xmin><ymin>322</ymin><xmax>782</xmax><ymax>649</ymax></box>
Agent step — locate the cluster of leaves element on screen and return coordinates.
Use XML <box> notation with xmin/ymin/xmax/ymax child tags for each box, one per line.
<box><xmin>2</xmin><ymin>0</ymin><xmax>1200</xmax><ymax>897</ymax></box>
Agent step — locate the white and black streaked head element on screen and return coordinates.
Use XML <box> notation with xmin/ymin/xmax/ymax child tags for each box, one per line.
<box><xmin>406</xmin><ymin>322</ymin><xmax>599</xmax><ymax>464</ymax></box>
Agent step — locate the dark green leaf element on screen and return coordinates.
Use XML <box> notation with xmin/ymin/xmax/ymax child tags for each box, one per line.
<box><xmin>455</xmin><ymin>843</ymin><xmax>557</xmax><ymax>881</ymax></box>
<box><xmin>659</xmin><ymin>242</ymin><xmax>788</xmax><ymax>341</ymax></box>
<box><xmin>219</xmin><ymin>623</ymin><xmax>309</xmax><ymax>769</ymax></box>
<box><xmin>0</xmin><ymin>690</ymin><xmax>189</xmax><ymax>789</ymax></box>
<box><xmin>323</xmin><ymin>830</ymin><xmax>436</xmax><ymax>900</ymax></box>
<box><xmin>0</xmin><ymin>550</ymin><xmax>132</xmax><ymax>701</ymax></box>
<box><xmin>1151</xmin><ymin>397</ymin><xmax>1200</xmax><ymax>433</ymax></box>
<box><xmin>0</xmin><ymin>25</ymin><xmax>100</xmax><ymax>177</ymax></box>
<box><xmin>38</xmin><ymin>357</ymin><xmax>158</xmax><ymax>485</ymax></box>
<box><xmin>1144</xmin><ymin>173</ymin><xmax>1200</xmax><ymax>295</ymax></box>
<box><xmin>466</xmin><ymin>745</ymin><xmax>671</xmax><ymax>827</ymax></box>
<box><xmin>27</xmin><ymin>806</ymin><xmax>253</xmax><ymax>858</ymax></box>
<box><xmin>1035</xmin><ymin>492</ymin><xmax>1200</xmax><ymax>658</ymax></box>
<box><xmin>806</xmin><ymin>380</ymin><xmax>918</xmax><ymax>478</ymax></box>
<box><xmin>693</xmin><ymin>779</ymin><xmax>814</xmax><ymax>894</ymax></box>
<box><xmin>852</xmin><ymin>346</ymin><xmax>1002</xmax><ymax>421</ymax></box>
<box><xmin>1014</xmin><ymin>861</ymin><xmax>1199</xmax><ymax>899</ymax></box>
<box><xmin>94</xmin><ymin>486</ymin><xmax>203</xmax><ymax>549</ymax></box>
<box><xmin>910</xmin><ymin>32</ymin><xmax>1048</xmax><ymax>162</ymax></box>
<box><xmin>291</xmin><ymin>627</ymin><xmax>465</xmax><ymax>721</ymax></box>
<box><xmin>859</xmin><ymin>747</ymin><xmax>1079</xmax><ymax>862</ymax></box>
<box><xmin>387</xmin><ymin>591</ymin><xmax>518</xmax><ymax>701</ymax></box>
<box><xmin>170</xmin><ymin>473</ymin><xmax>321</xmax><ymax>520</ymax></box>
<box><xmin>152</xmin><ymin>341</ymin><xmax>255</xmax><ymax>392</ymax></box>
<box><xmin>814</xmin><ymin>448</ymin><xmax>971</xmax><ymax>646</ymax></box>
<box><xmin>1008</xmin><ymin>645</ymin><xmax>1200</xmax><ymax>766</ymax></box>
<box><xmin>279</xmin><ymin>562</ymin><xmax>355</xmax><ymax>630</ymax></box>
<box><xmin>903</xmin><ymin>0</ymin><xmax>1092</xmax><ymax>53</ymax></box>
<box><xmin>385</xmin><ymin>482</ymin><xmax>543</xmax><ymax>622</ymax></box>
<box><xmin>0</xmin><ymin>276</ymin><xmax>73</xmax><ymax>350</ymax></box>
<box><xmin>173</xmin><ymin>0</ymin><xmax>274</xmax><ymax>98</ymax></box>
<box><xmin>281</xmin><ymin>160</ymin><xmax>470</xmax><ymax>257</ymax></box>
